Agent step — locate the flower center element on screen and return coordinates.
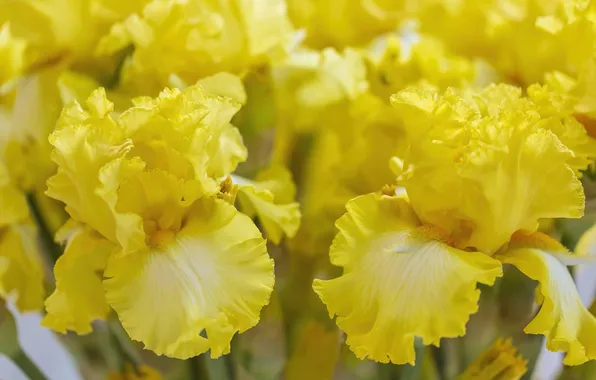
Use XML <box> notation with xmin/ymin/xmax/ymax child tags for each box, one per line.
<box><xmin>149</xmin><ymin>229</ymin><xmax>176</xmax><ymax>247</ymax></box>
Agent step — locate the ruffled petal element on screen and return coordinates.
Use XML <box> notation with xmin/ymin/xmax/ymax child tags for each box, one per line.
<box><xmin>236</xmin><ymin>166</ymin><xmax>301</xmax><ymax>244</ymax></box>
<box><xmin>0</xmin><ymin>225</ymin><xmax>44</xmax><ymax>312</ymax></box>
<box><xmin>313</xmin><ymin>193</ymin><xmax>503</xmax><ymax>364</ymax></box>
<box><xmin>392</xmin><ymin>84</ymin><xmax>585</xmax><ymax>254</ymax></box>
<box><xmin>42</xmin><ymin>223</ymin><xmax>117</xmax><ymax>334</ymax></box>
<box><xmin>47</xmin><ymin>88</ymin><xmax>130</xmax><ymax>242</ymax></box>
<box><xmin>497</xmin><ymin>232</ymin><xmax>596</xmax><ymax>365</ymax></box>
<box><xmin>104</xmin><ymin>198</ymin><xmax>274</xmax><ymax>359</ymax></box>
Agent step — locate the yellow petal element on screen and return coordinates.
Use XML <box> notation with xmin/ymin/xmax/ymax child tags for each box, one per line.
<box><xmin>459</xmin><ymin>338</ymin><xmax>527</xmax><ymax>380</ymax></box>
<box><xmin>96</xmin><ymin>156</ymin><xmax>147</xmax><ymax>254</ymax></box>
<box><xmin>0</xmin><ymin>23</ymin><xmax>26</xmax><ymax>86</ymax></box>
<box><xmin>3</xmin><ymin>69</ymin><xmax>63</xmax><ymax>192</ymax></box>
<box><xmin>575</xmin><ymin>224</ymin><xmax>596</xmax><ymax>257</ymax></box>
<box><xmin>104</xmin><ymin>198</ymin><xmax>274</xmax><ymax>359</ymax></box>
<box><xmin>236</xmin><ymin>166</ymin><xmax>301</xmax><ymax>244</ymax></box>
<box><xmin>313</xmin><ymin>193</ymin><xmax>503</xmax><ymax>364</ymax></box>
<box><xmin>0</xmin><ymin>225</ymin><xmax>44</xmax><ymax>312</ymax></box>
<box><xmin>197</xmin><ymin>72</ymin><xmax>247</xmax><ymax>105</ymax></box>
<box><xmin>0</xmin><ymin>163</ymin><xmax>29</xmax><ymax>226</ymax></box>
<box><xmin>286</xmin><ymin>0</ymin><xmax>402</xmax><ymax>48</ymax></box>
<box><xmin>42</xmin><ymin>223</ymin><xmax>117</xmax><ymax>334</ymax></box>
<box><xmin>99</xmin><ymin>0</ymin><xmax>293</xmax><ymax>89</ymax></box>
<box><xmin>120</xmin><ymin>84</ymin><xmax>244</xmax><ymax>195</ymax></box>
<box><xmin>47</xmin><ymin>88</ymin><xmax>129</xmax><ymax>241</ymax></box>
<box><xmin>497</xmin><ymin>232</ymin><xmax>596</xmax><ymax>365</ymax></box>
<box><xmin>208</xmin><ymin>124</ymin><xmax>247</xmax><ymax>179</ymax></box>
<box><xmin>393</xmin><ymin>84</ymin><xmax>585</xmax><ymax>253</ymax></box>
<box><xmin>271</xmin><ymin>47</ymin><xmax>368</xmax><ymax>133</ymax></box>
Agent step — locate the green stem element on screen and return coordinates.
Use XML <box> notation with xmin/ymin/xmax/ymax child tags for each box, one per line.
<box><xmin>12</xmin><ymin>350</ymin><xmax>47</xmax><ymax>380</ymax></box>
<box><xmin>223</xmin><ymin>353</ymin><xmax>236</xmax><ymax>380</ymax></box>
<box><xmin>400</xmin><ymin>342</ymin><xmax>426</xmax><ymax>380</ymax></box>
<box><xmin>26</xmin><ymin>193</ymin><xmax>62</xmax><ymax>262</ymax></box>
<box><xmin>107</xmin><ymin>321</ymin><xmax>142</xmax><ymax>374</ymax></box>
<box><xmin>377</xmin><ymin>363</ymin><xmax>400</xmax><ymax>380</ymax></box>
<box><xmin>189</xmin><ymin>355</ymin><xmax>210</xmax><ymax>380</ymax></box>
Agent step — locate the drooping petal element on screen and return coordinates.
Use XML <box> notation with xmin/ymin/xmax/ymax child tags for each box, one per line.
<box><xmin>313</xmin><ymin>193</ymin><xmax>503</xmax><ymax>364</ymax></box>
<box><xmin>42</xmin><ymin>223</ymin><xmax>117</xmax><ymax>334</ymax></box>
<box><xmin>236</xmin><ymin>166</ymin><xmax>301</xmax><ymax>244</ymax></box>
<box><xmin>497</xmin><ymin>232</ymin><xmax>596</xmax><ymax>365</ymax></box>
<box><xmin>104</xmin><ymin>198</ymin><xmax>274</xmax><ymax>359</ymax></box>
<box><xmin>0</xmin><ymin>225</ymin><xmax>44</xmax><ymax>312</ymax></box>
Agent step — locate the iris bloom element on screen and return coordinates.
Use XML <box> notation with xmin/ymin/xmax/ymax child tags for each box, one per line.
<box><xmin>0</xmin><ymin>0</ymin><xmax>150</xmax><ymax>85</ymax></box>
<box><xmin>42</xmin><ymin>76</ymin><xmax>277</xmax><ymax>359</ymax></box>
<box><xmin>415</xmin><ymin>0</ymin><xmax>596</xmax><ymax>120</ymax></box>
<box><xmin>314</xmin><ymin>84</ymin><xmax>596</xmax><ymax>365</ymax></box>
<box><xmin>97</xmin><ymin>0</ymin><xmax>294</xmax><ymax>94</ymax></box>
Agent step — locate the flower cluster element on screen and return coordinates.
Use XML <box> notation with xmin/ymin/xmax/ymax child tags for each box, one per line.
<box><xmin>2</xmin><ymin>0</ymin><xmax>596</xmax><ymax>378</ymax></box>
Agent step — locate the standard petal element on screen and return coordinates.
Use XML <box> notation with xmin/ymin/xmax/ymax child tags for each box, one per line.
<box><xmin>497</xmin><ymin>233</ymin><xmax>596</xmax><ymax>365</ymax></box>
<box><xmin>313</xmin><ymin>193</ymin><xmax>502</xmax><ymax>364</ymax></box>
<box><xmin>42</xmin><ymin>224</ymin><xmax>117</xmax><ymax>334</ymax></box>
<box><xmin>104</xmin><ymin>199</ymin><xmax>274</xmax><ymax>359</ymax></box>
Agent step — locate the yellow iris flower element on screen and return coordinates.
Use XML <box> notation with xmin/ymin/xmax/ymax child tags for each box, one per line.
<box><xmin>42</xmin><ymin>76</ymin><xmax>275</xmax><ymax>359</ymax></box>
<box><xmin>0</xmin><ymin>0</ymin><xmax>150</xmax><ymax>85</ymax></box>
<box><xmin>98</xmin><ymin>0</ymin><xmax>294</xmax><ymax>95</ymax></box>
<box><xmin>314</xmin><ymin>84</ymin><xmax>596</xmax><ymax>366</ymax></box>
<box><xmin>276</xmin><ymin>32</ymin><xmax>497</xmax><ymax>256</ymax></box>
<box><xmin>415</xmin><ymin>0</ymin><xmax>596</xmax><ymax>121</ymax></box>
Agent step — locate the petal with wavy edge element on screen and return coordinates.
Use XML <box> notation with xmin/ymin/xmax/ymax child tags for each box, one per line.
<box><xmin>42</xmin><ymin>223</ymin><xmax>117</xmax><ymax>334</ymax></box>
<box><xmin>497</xmin><ymin>243</ymin><xmax>596</xmax><ymax>365</ymax></box>
<box><xmin>314</xmin><ymin>193</ymin><xmax>502</xmax><ymax>364</ymax></box>
<box><xmin>104</xmin><ymin>199</ymin><xmax>274</xmax><ymax>359</ymax></box>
